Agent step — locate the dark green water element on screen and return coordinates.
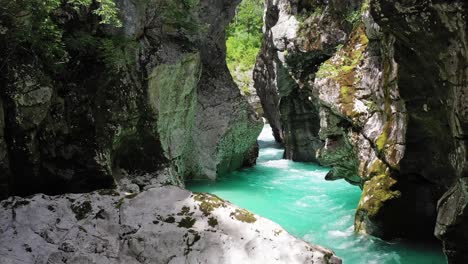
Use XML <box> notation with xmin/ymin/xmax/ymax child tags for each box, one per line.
<box><xmin>187</xmin><ymin>125</ymin><xmax>446</xmax><ymax>264</ymax></box>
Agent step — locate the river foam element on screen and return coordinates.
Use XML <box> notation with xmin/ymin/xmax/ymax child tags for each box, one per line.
<box><xmin>187</xmin><ymin>124</ymin><xmax>446</xmax><ymax>264</ymax></box>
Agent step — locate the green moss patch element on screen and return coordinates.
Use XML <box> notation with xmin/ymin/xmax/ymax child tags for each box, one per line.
<box><xmin>357</xmin><ymin>173</ymin><xmax>400</xmax><ymax>219</ymax></box>
<box><xmin>230</xmin><ymin>209</ymin><xmax>257</xmax><ymax>223</ymax></box>
<box><xmin>366</xmin><ymin>159</ymin><xmax>388</xmax><ymax>179</ymax></box>
<box><xmin>194</xmin><ymin>193</ymin><xmax>225</xmax><ymax>216</ymax></box>
<box><xmin>178</xmin><ymin>216</ymin><xmax>196</xmax><ymax>228</ymax></box>
<box><xmin>375</xmin><ymin>130</ymin><xmax>389</xmax><ymax>151</ymax></box>
<box><xmin>316</xmin><ymin>23</ymin><xmax>369</xmax><ymax>119</ymax></box>
<box><xmin>316</xmin><ymin>24</ymin><xmax>369</xmax><ymax>79</ymax></box>
<box><xmin>148</xmin><ymin>53</ymin><xmax>201</xmax><ymax>179</ymax></box>
<box><xmin>216</xmin><ymin>116</ymin><xmax>263</xmax><ymax>176</ymax></box>
<box><xmin>208</xmin><ymin>217</ymin><xmax>219</xmax><ymax>227</ymax></box>
<box><xmin>177</xmin><ymin>206</ymin><xmax>191</xmax><ymax>216</ymax></box>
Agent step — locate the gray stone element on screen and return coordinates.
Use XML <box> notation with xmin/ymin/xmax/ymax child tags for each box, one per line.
<box><xmin>254</xmin><ymin>1</ymin><xmax>468</xmax><ymax>256</ymax></box>
<box><xmin>0</xmin><ymin>0</ymin><xmax>262</xmax><ymax>196</ymax></box>
<box><xmin>0</xmin><ymin>185</ymin><xmax>341</xmax><ymax>264</ymax></box>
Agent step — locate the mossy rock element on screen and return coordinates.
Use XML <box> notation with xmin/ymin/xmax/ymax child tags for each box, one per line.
<box><xmin>355</xmin><ymin>169</ymin><xmax>401</xmax><ymax>234</ymax></box>
<box><xmin>316</xmin><ymin>23</ymin><xmax>369</xmax><ymax>119</ymax></box>
<box><xmin>178</xmin><ymin>216</ymin><xmax>196</xmax><ymax>228</ymax></box>
<box><xmin>208</xmin><ymin>217</ymin><xmax>218</xmax><ymax>227</ymax></box>
<box><xmin>148</xmin><ymin>53</ymin><xmax>201</xmax><ymax>180</ymax></box>
<box><xmin>194</xmin><ymin>193</ymin><xmax>225</xmax><ymax>216</ymax></box>
<box><xmin>230</xmin><ymin>208</ymin><xmax>257</xmax><ymax>223</ymax></box>
<box><xmin>177</xmin><ymin>206</ymin><xmax>191</xmax><ymax>216</ymax></box>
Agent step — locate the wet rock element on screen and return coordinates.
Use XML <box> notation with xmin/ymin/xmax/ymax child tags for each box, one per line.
<box><xmin>255</xmin><ymin>0</ymin><xmax>468</xmax><ymax>253</ymax></box>
<box><xmin>371</xmin><ymin>0</ymin><xmax>468</xmax><ymax>258</ymax></box>
<box><xmin>436</xmin><ymin>178</ymin><xmax>468</xmax><ymax>264</ymax></box>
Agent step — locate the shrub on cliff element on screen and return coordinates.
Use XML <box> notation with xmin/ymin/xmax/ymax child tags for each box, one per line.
<box><xmin>226</xmin><ymin>0</ymin><xmax>263</xmax><ymax>95</ymax></box>
<box><xmin>0</xmin><ymin>0</ymin><xmax>121</xmax><ymax>70</ymax></box>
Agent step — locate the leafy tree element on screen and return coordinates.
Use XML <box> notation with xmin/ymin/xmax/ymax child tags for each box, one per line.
<box><xmin>0</xmin><ymin>0</ymin><xmax>121</xmax><ymax>69</ymax></box>
<box><xmin>226</xmin><ymin>0</ymin><xmax>264</xmax><ymax>95</ymax></box>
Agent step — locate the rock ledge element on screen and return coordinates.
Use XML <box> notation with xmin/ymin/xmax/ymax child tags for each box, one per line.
<box><xmin>0</xmin><ymin>185</ymin><xmax>341</xmax><ymax>264</ymax></box>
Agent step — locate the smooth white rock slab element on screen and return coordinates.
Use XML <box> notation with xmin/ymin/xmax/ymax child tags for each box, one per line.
<box><xmin>0</xmin><ymin>186</ymin><xmax>341</xmax><ymax>264</ymax></box>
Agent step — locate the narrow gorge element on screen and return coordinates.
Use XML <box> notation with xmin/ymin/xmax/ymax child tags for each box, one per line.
<box><xmin>253</xmin><ymin>0</ymin><xmax>467</xmax><ymax>262</ymax></box>
<box><xmin>0</xmin><ymin>0</ymin><xmax>466</xmax><ymax>263</ymax></box>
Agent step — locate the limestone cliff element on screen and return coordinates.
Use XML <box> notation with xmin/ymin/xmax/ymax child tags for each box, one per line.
<box><xmin>0</xmin><ymin>1</ymin><xmax>340</xmax><ymax>263</ymax></box>
<box><xmin>0</xmin><ymin>0</ymin><xmax>262</xmax><ymax>199</ymax></box>
<box><xmin>0</xmin><ymin>183</ymin><xmax>341</xmax><ymax>264</ymax></box>
<box><xmin>255</xmin><ymin>0</ymin><xmax>467</xmax><ymax>261</ymax></box>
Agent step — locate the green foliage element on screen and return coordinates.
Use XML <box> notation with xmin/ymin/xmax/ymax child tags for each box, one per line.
<box><xmin>68</xmin><ymin>0</ymin><xmax>122</xmax><ymax>26</ymax></box>
<box><xmin>1</xmin><ymin>0</ymin><xmax>64</xmax><ymax>64</ymax></box>
<box><xmin>0</xmin><ymin>0</ymin><xmax>122</xmax><ymax>68</ymax></box>
<box><xmin>345</xmin><ymin>9</ymin><xmax>361</xmax><ymax>25</ymax></box>
<box><xmin>225</xmin><ymin>0</ymin><xmax>263</xmax><ymax>94</ymax></box>
<box><xmin>99</xmin><ymin>37</ymin><xmax>138</xmax><ymax>72</ymax></box>
<box><xmin>93</xmin><ymin>0</ymin><xmax>122</xmax><ymax>26</ymax></box>
<box><xmin>158</xmin><ymin>0</ymin><xmax>202</xmax><ymax>33</ymax></box>
<box><xmin>65</xmin><ymin>30</ymin><xmax>138</xmax><ymax>73</ymax></box>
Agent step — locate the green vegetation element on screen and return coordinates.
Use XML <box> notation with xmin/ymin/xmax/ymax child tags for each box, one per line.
<box><xmin>316</xmin><ymin>23</ymin><xmax>369</xmax><ymax>118</ymax></box>
<box><xmin>69</xmin><ymin>0</ymin><xmax>121</xmax><ymax>26</ymax></box>
<box><xmin>208</xmin><ymin>217</ymin><xmax>218</xmax><ymax>227</ymax></box>
<box><xmin>178</xmin><ymin>216</ymin><xmax>196</xmax><ymax>228</ymax></box>
<box><xmin>0</xmin><ymin>0</ymin><xmax>122</xmax><ymax>69</ymax></box>
<box><xmin>230</xmin><ymin>208</ymin><xmax>256</xmax><ymax>223</ymax></box>
<box><xmin>345</xmin><ymin>9</ymin><xmax>361</xmax><ymax>25</ymax></box>
<box><xmin>158</xmin><ymin>0</ymin><xmax>202</xmax><ymax>33</ymax></box>
<box><xmin>148</xmin><ymin>53</ymin><xmax>201</xmax><ymax>179</ymax></box>
<box><xmin>357</xmin><ymin>173</ymin><xmax>400</xmax><ymax>218</ymax></box>
<box><xmin>164</xmin><ymin>216</ymin><xmax>176</xmax><ymax>223</ymax></box>
<box><xmin>178</xmin><ymin>206</ymin><xmax>191</xmax><ymax>216</ymax></box>
<box><xmin>226</xmin><ymin>0</ymin><xmax>263</xmax><ymax>95</ymax></box>
<box><xmin>194</xmin><ymin>193</ymin><xmax>225</xmax><ymax>216</ymax></box>
<box><xmin>375</xmin><ymin>129</ymin><xmax>389</xmax><ymax>151</ymax></box>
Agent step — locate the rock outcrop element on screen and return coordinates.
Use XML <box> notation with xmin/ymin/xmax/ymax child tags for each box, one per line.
<box><xmin>255</xmin><ymin>0</ymin><xmax>467</xmax><ymax>261</ymax></box>
<box><xmin>0</xmin><ymin>0</ymin><xmax>262</xmax><ymax>199</ymax></box>
<box><xmin>369</xmin><ymin>1</ymin><xmax>466</xmax><ymax>262</ymax></box>
<box><xmin>254</xmin><ymin>0</ymin><xmax>330</xmax><ymax>161</ymax></box>
<box><xmin>0</xmin><ymin>183</ymin><xmax>341</xmax><ymax>264</ymax></box>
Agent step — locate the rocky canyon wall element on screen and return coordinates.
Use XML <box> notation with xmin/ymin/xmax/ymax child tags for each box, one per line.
<box><xmin>0</xmin><ymin>0</ymin><xmax>262</xmax><ymax>199</ymax></box>
<box><xmin>255</xmin><ymin>0</ymin><xmax>467</xmax><ymax>261</ymax></box>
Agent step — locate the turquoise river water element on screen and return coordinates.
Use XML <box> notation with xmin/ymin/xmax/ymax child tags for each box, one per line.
<box><xmin>187</xmin><ymin>125</ymin><xmax>446</xmax><ymax>264</ymax></box>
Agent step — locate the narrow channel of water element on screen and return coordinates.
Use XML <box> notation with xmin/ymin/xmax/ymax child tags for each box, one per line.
<box><xmin>187</xmin><ymin>124</ymin><xmax>446</xmax><ymax>264</ymax></box>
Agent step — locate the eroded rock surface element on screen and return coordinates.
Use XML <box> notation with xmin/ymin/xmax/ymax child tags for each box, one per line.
<box><xmin>255</xmin><ymin>0</ymin><xmax>467</xmax><ymax>260</ymax></box>
<box><xmin>0</xmin><ymin>0</ymin><xmax>262</xmax><ymax>198</ymax></box>
<box><xmin>0</xmin><ymin>185</ymin><xmax>341</xmax><ymax>264</ymax></box>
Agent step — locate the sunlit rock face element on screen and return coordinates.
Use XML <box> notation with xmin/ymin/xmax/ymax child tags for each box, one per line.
<box><xmin>255</xmin><ymin>0</ymin><xmax>468</xmax><ymax>258</ymax></box>
<box><xmin>254</xmin><ymin>0</ymin><xmax>407</xmax><ymax>237</ymax></box>
<box><xmin>0</xmin><ymin>183</ymin><xmax>341</xmax><ymax>264</ymax></box>
<box><xmin>0</xmin><ymin>0</ymin><xmax>262</xmax><ymax>198</ymax></box>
